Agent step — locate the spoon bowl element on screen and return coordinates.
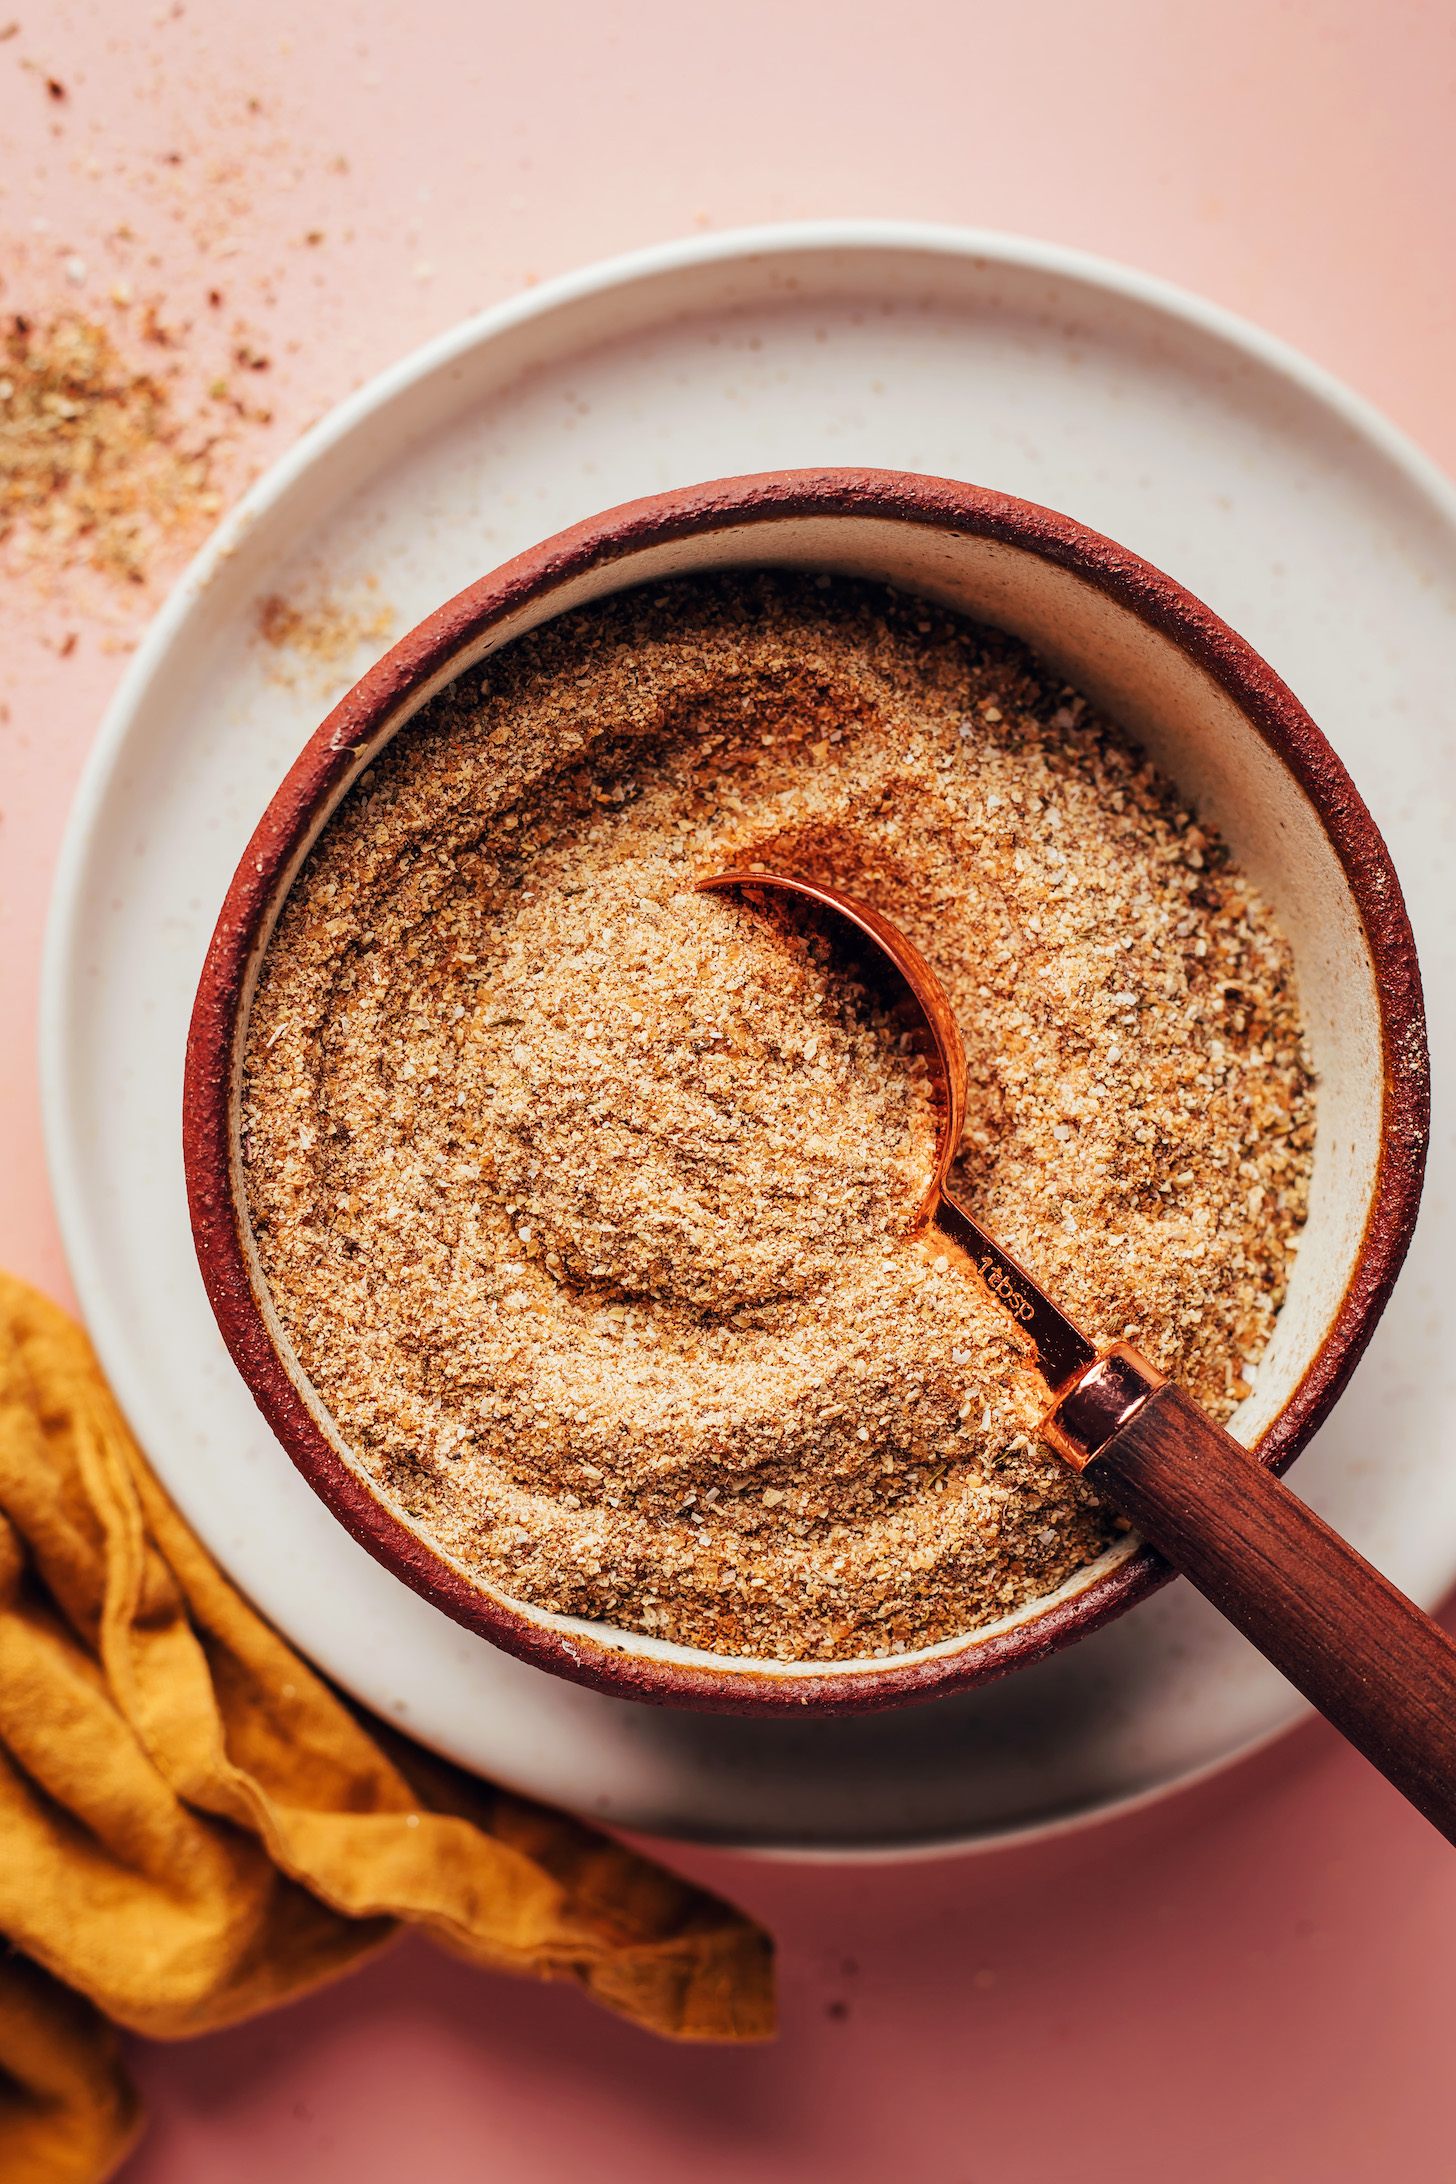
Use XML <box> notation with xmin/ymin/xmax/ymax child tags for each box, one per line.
<box><xmin>695</xmin><ymin>868</ymin><xmax>1099</xmax><ymax>1393</ymax></box>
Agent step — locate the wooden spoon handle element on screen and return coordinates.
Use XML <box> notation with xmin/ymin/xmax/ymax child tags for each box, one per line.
<box><xmin>1089</xmin><ymin>1383</ymin><xmax>1456</xmax><ymax>1845</ymax></box>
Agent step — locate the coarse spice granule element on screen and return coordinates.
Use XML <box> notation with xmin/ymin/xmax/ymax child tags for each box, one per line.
<box><xmin>0</xmin><ymin>313</ymin><xmax>224</xmax><ymax>584</ymax></box>
<box><xmin>243</xmin><ymin>573</ymin><xmax>1316</xmax><ymax>1664</ymax></box>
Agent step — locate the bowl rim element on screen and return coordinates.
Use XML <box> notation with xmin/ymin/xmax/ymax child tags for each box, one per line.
<box><xmin>183</xmin><ymin>466</ymin><xmax>1430</xmax><ymax>1715</ymax></box>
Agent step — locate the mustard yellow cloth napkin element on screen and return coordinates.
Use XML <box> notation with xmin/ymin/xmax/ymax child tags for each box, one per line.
<box><xmin>0</xmin><ymin>1272</ymin><xmax>774</xmax><ymax>2184</ymax></box>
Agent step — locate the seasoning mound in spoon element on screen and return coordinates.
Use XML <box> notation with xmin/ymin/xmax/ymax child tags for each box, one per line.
<box><xmin>242</xmin><ymin>571</ymin><xmax>1315</xmax><ymax>1663</ymax></box>
<box><xmin>484</xmin><ymin>880</ymin><xmax>936</xmax><ymax>1311</ymax></box>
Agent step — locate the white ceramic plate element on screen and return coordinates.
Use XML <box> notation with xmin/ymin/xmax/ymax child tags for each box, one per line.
<box><xmin>43</xmin><ymin>223</ymin><xmax>1456</xmax><ymax>1857</ymax></box>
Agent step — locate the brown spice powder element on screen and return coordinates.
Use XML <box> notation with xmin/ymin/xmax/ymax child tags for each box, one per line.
<box><xmin>0</xmin><ymin>313</ymin><xmax>224</xmax><ymax>584</ymax></box>
<box><xmin>257</xmin><ymin>586</ymin><xmax>396</xmax><ymax>673</ymax></box>
<box><xmin>244</xmin><ymin>574</ymin><xmax>1315</xmax><ymax>1664</ymax></box>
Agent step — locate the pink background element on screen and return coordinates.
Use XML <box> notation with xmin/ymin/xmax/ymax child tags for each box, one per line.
<box><xmin>3</xmin><ymin>3</ymin><xmax>1455</xmax><ymax>2176</ymax></box>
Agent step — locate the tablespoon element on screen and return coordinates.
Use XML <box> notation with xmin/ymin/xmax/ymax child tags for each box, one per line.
<box><xmin>699</xmin><ymin>867</ymin><xmax>1456</xmax><ymax>1843</ymax></box>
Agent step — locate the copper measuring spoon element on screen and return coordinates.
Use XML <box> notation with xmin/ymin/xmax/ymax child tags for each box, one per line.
<box><xmin>698</xmin><ymin>867</ymin><xmax>1456</xmax><ymax>1845</ymax></box>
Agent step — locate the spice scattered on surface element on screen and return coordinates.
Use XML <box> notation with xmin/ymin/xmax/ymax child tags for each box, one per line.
<box><xmin>0</xmin><ymin>313</ymin><xmax>224</xmax><ymax>584</ymax></box>
<box><xmin>244</xmin><ymin>574</ymin><xmax>1316</xmax><ymax>1662</ymax></box>
<box><xmin>257</xmin><ymin>585</ymin><xmax>395</xmax><ymax>674</ymax></box>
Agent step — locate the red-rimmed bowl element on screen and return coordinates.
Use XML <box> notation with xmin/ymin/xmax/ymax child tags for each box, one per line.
<box><xmin>184</xmin><ymin>469</ymin><xmax>1428</xmax><ymax>1715</ymax></box>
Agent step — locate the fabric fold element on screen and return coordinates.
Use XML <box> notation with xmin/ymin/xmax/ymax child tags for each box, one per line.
<box><xmin>0</xmin><ymin>1272</ymin><xmax>773</xmax><ymax>2183</ymax></box>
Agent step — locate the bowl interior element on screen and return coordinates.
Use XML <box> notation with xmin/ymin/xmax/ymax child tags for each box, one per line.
<box><xmin>225</xmin><ymin>508</ymin><xmax>1386</xmax><ymax>1695</ymax></box>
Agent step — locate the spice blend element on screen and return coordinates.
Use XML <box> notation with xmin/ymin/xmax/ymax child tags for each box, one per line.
<box><xmin>0</xmin><ymin>313</ymin><xmax>224</xmax><ymax>585</ymax></box>
<box><xmin>243</xmin><ymin>574</ymin><xmax>1315</xmax><ymax>1663</ymax></box>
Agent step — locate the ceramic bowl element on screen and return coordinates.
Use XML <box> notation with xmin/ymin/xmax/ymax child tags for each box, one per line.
<box><xmin>184</xmin><ymin>468</ymin><xmax>1428</xmax><ymax>1715</ymax></box>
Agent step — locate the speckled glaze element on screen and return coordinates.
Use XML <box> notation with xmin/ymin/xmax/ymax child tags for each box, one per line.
<box><xmin>184</xmin><ymin>470</ymin><xmax>1429</xmax><ymax>1716</ymax></box>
